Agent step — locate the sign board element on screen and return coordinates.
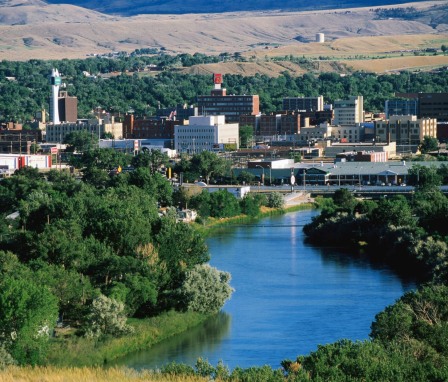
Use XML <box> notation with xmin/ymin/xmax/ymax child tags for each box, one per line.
<box><xmin>213</xmin><ymin>73</ymin><xmax>223</xmax><ymax>84</ymax></box>
<box><xmin>51</xmin><ymin>77</ymin><xmax>62</xmax><ymax>86</ymax></box>
<box><xmin>290</xmin><ymin>175</ymin><xmax>296</xmax><ymax>185</ymax></box>
<box><xmin>50</xmin><ymin>147</ymin><xmax>58</xmax><ymax>154</ymax></box>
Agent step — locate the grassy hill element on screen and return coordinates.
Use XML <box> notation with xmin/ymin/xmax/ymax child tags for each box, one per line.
<box><xmin>0</xmin><ymin>1</ymin><xmax>446</xmax><ymax>75</ymax></box>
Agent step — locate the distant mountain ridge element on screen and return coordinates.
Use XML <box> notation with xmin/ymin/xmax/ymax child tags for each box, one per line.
<box><xmin>42</xmin><ymin>0</ymin><xmax>430</xmax><ymax>15</ymax></box>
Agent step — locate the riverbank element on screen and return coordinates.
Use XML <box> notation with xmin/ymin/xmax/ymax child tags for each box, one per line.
<box><xmin>46</xmin><ymin>311</ymin><xmax>208</xmax><ymax>367</ymax></box>
<box><xmin>194</xmin><ymin>193</ymin><xmax>315</xmax><ymax>236</ymax></box>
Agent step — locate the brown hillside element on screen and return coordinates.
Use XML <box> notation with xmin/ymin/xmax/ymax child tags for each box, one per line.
<box><xmin>0</xmin><ymin>0</ymin><xmax>447</xmax><ymax>75</ymax></box>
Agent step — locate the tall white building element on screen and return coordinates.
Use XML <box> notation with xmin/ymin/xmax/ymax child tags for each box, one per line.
<box><xmin>175</xmin><ymin>115</ymin><xmax>239</xmax><ymax>154</ymax></box>
<box><xmin>333</xmin><ymin>96</ymin><xmax>364</xmax><ymax>126</ymax></box>
<box><xmin>50</xmin><ymin>68</ymin><xmax>61</xmax><ymax>125</ymax></box>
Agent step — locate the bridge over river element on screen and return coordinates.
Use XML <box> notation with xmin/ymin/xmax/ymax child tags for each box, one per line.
<box><xmin>251</xmin><ymin>184</ymin><xmax>448</xmax><ymax>200</ymax></box>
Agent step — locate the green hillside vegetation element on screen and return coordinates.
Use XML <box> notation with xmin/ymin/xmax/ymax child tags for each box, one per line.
<box><xmin>2</xmin><ymin>57</ymin><xmax>448</xmax><ymax>123</ymax></box>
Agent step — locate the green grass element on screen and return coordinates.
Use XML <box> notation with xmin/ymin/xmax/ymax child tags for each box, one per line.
<box><xmin>46</xmin><ymin>311</ymin><xmax>208</xmax><ymax>367</ymax></box>
<box><xmin>193</xmin><ymin>202</ymin><xmax>315</xmax><ymax>236</ymax></box>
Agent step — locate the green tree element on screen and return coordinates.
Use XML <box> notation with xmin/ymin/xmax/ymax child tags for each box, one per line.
<box><xmin>332</xmin><ymin>188</ymin><xmax>357</xmax><ymax>214</ymax></box>
<box><xmin>209</xmin><ymin>190</ymin><xmax>241</xmax><ymax>218</ymax></box>
<box><xmin>132</xmin><ymin>149</ymin><xmax>169</xmax><ymax>174</ymax></box>
<box><xmin>419</xmin><ymin>136</ymin><xmax>439</xmax><ymax>154</ymax></box>
<box><xmin>368</xmin><ymin>195</ymin><xmax>414</xmax><ymax>228</ymax></box>
<box><xmin>413</xmin><ymin>188</ymin><xmax>448</xmax><ymax>234</ymax></box>
<box><xmin>237</xmin><ymin>170</ymin><xmax>255</xmax><ymax>184</ymax></box>
<box><xmin>155</xmin><ymin>216</ymin><xmax>210</xmax><ymax>307</ymax></box>
<box><xmin>240</xmin><ymin>194</ymin><xmax>261</xmax><ymax>217</ymax></box>
<box><xmin>178</xmin><ymin>264</ymin><xmax>234</xmax><ymax>314</ymax></box>
<box><xmin>408</xmin><ymin>164</ymin><xmax>442</xmax><ymax>190</ymax></box>
<box><xmin>64</xmin><ymin>130</ymin><xmax>98</xmax><ymax>153</ymax></box>
<box><xmin>129</xmin><ymin>168</ymin><xmax>173</xmax><ymax>206</ymax></box>
<box><xmin>189</xmin><ymin>190</ymin><xmax>212</xmax><ymax>218</ymax></box>
<box><xmin>371</xmin><ymin>284</ymin><xmax>448</xmax><ymax>356</ymax></box>
<box><xmin>0</xmin><ymin>276</ymin><xmax>58</xmax><ymax>365</ymax></box>
<box><xmin>239</xmin><ymin>125</ymin><xmax>254</xmax><ymax>148</ymax></box>
<box><xmin>190</xmin><ymin>151</ymin><xmax>229</xmax><ymax>184</ymax></box>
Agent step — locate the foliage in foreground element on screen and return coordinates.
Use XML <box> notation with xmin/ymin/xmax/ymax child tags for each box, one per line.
<box><xmin>0</xmin><ymin>163</ymin><xmax>233</xmax><ymax>365</ymax></box>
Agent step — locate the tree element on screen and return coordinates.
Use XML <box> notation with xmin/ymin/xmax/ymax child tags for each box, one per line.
<box><xmin>0</xmin><ymin>276</ymin><xmax>58</xmax><ymax>365</ymax></box>
<box><xmin>209</xmin><ymin>190</ymin><xmax>241</xmax><ymax>218</ymax></box>
<box><xmin>237</xmin><ymin>170</ymin><xmax>255</xmax><ymax>184</ymax></box>
<box><xmin>178</xmin><ymin>264</ymin><xmax>234</xmax><ymax>314</ymax></box>
<box><xmin>371</xmin><ymin>285</ymin><xmax>448</xmax><ymax>356</ymax></box>
<box><xmin>190</xmin><ymin>151</ymin><xmax>229</xmax><ymax>184</ymax></box>
<box><xmin>85</xmin><ymin>294</ymin><xmax>134</xmax><ymax>338</ymax></box>
<box><xmin>64</xmin><ymin>130</ymin><xmax>98</xmax><ymax>153</ymax></box>
<box><xmin>129</xmin><ymin>168</ymin><xmax>173</xmax><ymax>206</ymax></box>
<box><xmin>419</xmin><ymin>136</ymin><xmax>438</xmax><ymax>154</ymax></box>
<box><xmin>332</xmin><ymin>188</ymin><xmax>357</xmax><ymax>214</ymax></box>
<box><xmin>132</xmin><ymin>149</ymin><xmax>169</xmax><ymax>174</ymax></box>
<box><xmin>408</xmin><ymin>164</ymin><xmax>441</xmax><ymax>190</ymax></box>
<box><xmin>240</xmin><ymin>194</ymin><xmax>260</xmax><ymax>217</ymax></box>
<box><xmin>239</xmin><ymin>125</ymin><xmax>254</xmax><ymax>148</ymax></box>
<box><xmin>155</xmin><ymin>216</ymin><xmax>210</xmax><ymax>306</ymax></box>
<box><xmin>368</xmin><ymin>195</ymin><xmax>414</xmax><ymax>228</ymax></box>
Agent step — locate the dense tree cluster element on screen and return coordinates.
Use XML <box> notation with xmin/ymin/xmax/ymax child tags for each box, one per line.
<box><xmin>0</xmin><ymin>150</ymin><xmax>238</xmax><ymax>365</ymax></box>
<box><xmin>2</xmin><ymin>58</ymin><xmax>448</xmax><ymax>122</ymax></box>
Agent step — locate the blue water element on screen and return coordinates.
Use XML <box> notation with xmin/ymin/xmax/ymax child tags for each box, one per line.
<box><xmin>112</xmin><ymin>209</ymin><xmax>415</xmax><ymax>370</ymax></box>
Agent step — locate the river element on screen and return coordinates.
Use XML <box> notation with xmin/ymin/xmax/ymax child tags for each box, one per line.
<box><xmin>113</xmin><ymin>209</ymin><xmax>416</xmax><ymax>370</ymax></box>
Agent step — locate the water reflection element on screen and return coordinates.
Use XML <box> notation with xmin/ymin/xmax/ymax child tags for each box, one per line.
<box><xmin>112</xmin><ymin>312</ymin><xmax>231</xmax><ymax>370</ymax></box>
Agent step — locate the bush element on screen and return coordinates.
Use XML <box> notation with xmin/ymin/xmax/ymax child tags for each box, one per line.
<box><xmin>178</xmin><ymin>264</ymin><xmax>234</xmax><ymax>314</ymax></box>
<box><xmin>85</xmin><ymin>295</ymin><xmax>134</xmax><ymax>338</ymax></box>
<box><xmin>267</xmin><ymin>192</ymin><xmax>284</xmax><ymax>209</ymax></box>
<box><xmin>0</xmin><ymin>344</ymin><xmax>16</xmax><ymax>369</ymax></box>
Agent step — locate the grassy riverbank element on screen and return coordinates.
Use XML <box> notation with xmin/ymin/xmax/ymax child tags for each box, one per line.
<box><xmin>193</xmin><ymin>203</ymin><xmax>314</xmax><ymax>236</ymax></box>
<box><xmin>46</xmin><ymin>311</ymin><xmax>208</xmax><ymax>367</ymax></box>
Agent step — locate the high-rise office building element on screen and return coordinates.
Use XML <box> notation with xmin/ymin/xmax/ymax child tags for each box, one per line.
<box><xmin>58</xmin><ymin>91</ymin><xmax>78</xmax><ymax>123</ymax></box>
<box><xmin>282</xmin><ymin>96</ymin><xmax>324</xmax><ymax>112</ymax></box>
<box><xmin>197</xmin><ymin>74</ymin><xmax>259</xmax><ymax>123</ymax></box>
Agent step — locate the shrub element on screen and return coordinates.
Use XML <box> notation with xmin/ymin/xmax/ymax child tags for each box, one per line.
<box><xmin>267</xmin><ymin>192</ymin><xmax>284</xmax><ymax>209</ymax></box>
<box><xmin>178</xmin><ymin>264</ymin><xmax>234</xmax><ymax>314</ymax></box>
<box><xmin>0</xmin><ymin>344</ymin><xmax>16</xmax><ymax>369</ymax></box>
<box><xmin>85</xmin><ymin>295</ymin><xmax>134</xmax><ymax>338</ymax></box>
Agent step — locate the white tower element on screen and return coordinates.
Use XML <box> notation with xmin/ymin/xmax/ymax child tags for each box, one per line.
<box><xmin>50</xmin><ymin>68</ymin><xmax>61</xmax><ymax>124</ymax></box>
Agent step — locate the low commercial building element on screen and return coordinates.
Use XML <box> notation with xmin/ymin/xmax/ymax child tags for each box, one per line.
<box><xmin>331</xmin><ymin>124</ymin><xmax>364</xmax><ymax>143</ymax></box>
<box><xmin>336</xmin><ymin>150</ymin><xmax>389</xmax><ymax>162</ymax></box>
<box><xmin>0</xmin><ymin>153</ymin><xmax>52</xmax><ymax>172</ymax></box>
<box><xmin>324</xmin><ymin>142</ymin><xmax>396</xmax><ymax>158</ymax></box>
<box><xmin>45</xmin><ymin>118</ymin><xmax>123</xmax><ymax>143</ymax></box>
<box><xmin>374</xmin><ymin>115</ymin><xmax>437</xmax><ymax>146</ymax></box>
<box><xmin>175</xmin><ymin>115</ymin><xmax>239</xmax><ymax>154</ymax></box>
